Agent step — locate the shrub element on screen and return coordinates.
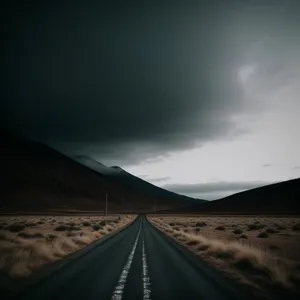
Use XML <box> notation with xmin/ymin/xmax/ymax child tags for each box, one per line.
<box><xmin>5</xmin><ymin>224</ymin><xmax>25</xmax><ymax>232</ymax></box>
<box><xmin>292</xmin><ymin>224</ymin><xmax>300</xmax><ymax>231</ymax></box>
<box><xmin>18</xmin><ymin>232</ymin><xmax>44</xmax><ymax>238</ymax></box>
<box><xmin>92</xmin><ymin>225</ymin><xmax>101</xmax><ymax>231</ymax></box>
<box><xmin>46</xmin><ymin>234</ymin><xmax>56</xmax><ymax>240</ymax></box>
<box><xmin>247</xmin><ymin>224</ymin><xmax>258</xmax><ymax>230</ymax></box>
<box><xmin>33</xmin><ymin>233</ymin><xmax>44</xmax><ymax>238</ymax></box>
<box><xmin>186</xmin><ymin>240</ymin><xmax>198</xmax><ymax>246</ymax></box>
<box><xmin>215</xmin><ymin>226</ymin><xmax>226</xmax><ymax>231</ymax></box>
<box><xmin>55</xmin><ymin>225</ymin><xmax>68</xmax><ymax>231</ymax></box>
<box><xmin>247</xmin><ymin>223</ymin><xmax>266</xmax><ymax>231</ymax></box>
<box><xmin>197</xmin><ymin>244</ymin><xmax>209</xmax><ymax>251</ymax></box>
<box><xmin>82</xmin><ymin>221</ymin><xmax>91</xmax><ymax>226</ymax></box>
<box><xmin>233</xmin><ymin>229</ymin><xmax>243</xmax><ymax>234</ymax></box>
<box><xmin>69</xmin><ymin>226</ymin><xmax>81</xmax><ymax>231</ymax></box>
<box><xmin>257</xmin><ymin>232</ymin><xmax>269</xmax><ymax>238</ymax></box>
<box><xmin>196</xmin><ymin>222</ymin><xmax>207</xmax><ymax>227</ymax></box>
<box><xmin>25</xmin><ymin>222</ymin><xmax>36</xmax><ymax>227</ymax></box>
<box><xmin>67</xmin><ymin>232</ymin><xmax>77</xmax><ymax>237</ymax></box>
<box><xmin>239</xmin><ymin>234</ymin><xmax>248</xmax><ymax>239</ymax></box>
<box><xmin>195</xmin><ymin>227</ymin><xmax>201</xmax><ymax>232</ymax></box>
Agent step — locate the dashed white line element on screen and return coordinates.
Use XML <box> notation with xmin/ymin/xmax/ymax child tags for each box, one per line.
<box><xmin>111</xmin><ymin>227</ymin><xmax>141</xmax><ymax>300</ymax></box>
<box><xmin>142</xmin><ymin>239</ymin><xmax>151</xmax><ymax>300</ymax></box>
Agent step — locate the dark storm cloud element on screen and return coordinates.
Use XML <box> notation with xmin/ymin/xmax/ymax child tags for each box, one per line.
<box><xmin>163</xmin><ymin>181</ymin><xmax>275</xmax><ymax>195</ymax></box>
<box><xmin>2</xmin><ymin>1</ymin><xmax>300</xmax><ymax>165</ymax></box>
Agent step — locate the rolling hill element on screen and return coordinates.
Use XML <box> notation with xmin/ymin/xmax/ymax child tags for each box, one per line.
<box><xmin>0</xmin><ymin>132</ymin><xmax>203</xmax><ymax>213</ymax></box>
<box><xmin>161</xmin><ymin>178</ymin><xmax>300</xmax><ymax>215</ymax></box>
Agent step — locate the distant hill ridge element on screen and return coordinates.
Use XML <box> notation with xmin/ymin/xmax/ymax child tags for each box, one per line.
<box><xmin>160</xmin><ymin>177</ymin><xmax>300</xmax><ymax>215</ymax></box>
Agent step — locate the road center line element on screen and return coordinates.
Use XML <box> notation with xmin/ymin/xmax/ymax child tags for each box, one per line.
<box><xmin>111</xmin><ymin>226</ymin><xmax>141</xmax><ymax>300</ymax></box>
<box><xmin>142</xmin><ymin>239</ymin><xmax>151</xmax><ymax>300</ymax></box>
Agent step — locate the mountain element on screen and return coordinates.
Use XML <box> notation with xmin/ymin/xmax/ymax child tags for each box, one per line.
<box><xmin>0</xmin><ymin>132</ymin><xmax>203</xmax><ymax>213</ymax></box>
<box><xmin>74</xmin><ymin>156</ymin><xmax>120</xmax><ymax>176</ymax></box>
<box><xmin>162</xmin><ymin>178</ymin><xmax>300</xmax><ymax>215</ymax></box>
<box><xmin>75</xmin><ymin>156</ymin><xmax>205</xmax><ymax>205</ymax></box>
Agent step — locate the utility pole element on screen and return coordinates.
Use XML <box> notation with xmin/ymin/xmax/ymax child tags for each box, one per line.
<box><xmin>105</xmin><ymin>193</ymin><xmax>108</xmax><ymax>225</ymax></box>
<box><xmin>122</xmin><ymin>197</ymin><xmax>126</xmax><ymax>215</ymax></box>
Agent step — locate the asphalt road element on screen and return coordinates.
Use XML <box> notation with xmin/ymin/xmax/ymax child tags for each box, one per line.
<box><xmin>9</xmin><ymin>216</ymin><xmax>255</xmax><ymax>300</ymax></box>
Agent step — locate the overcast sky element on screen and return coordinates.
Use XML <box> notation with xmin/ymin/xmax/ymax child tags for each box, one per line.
<box><xmin>2</xmin><ymin>1</ymin><xmax>300</xmax><ymax>200</ymax></box>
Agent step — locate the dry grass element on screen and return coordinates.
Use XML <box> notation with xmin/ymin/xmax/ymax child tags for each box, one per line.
<box><xmin>0</xmin><ymin>215</ymin><xmax>136</xmax><ymax>279</ymax></box>
<box><xmin>149</xmin><ymin>216</ymin><xmax>300</xmax><ymax>298</ymax></box>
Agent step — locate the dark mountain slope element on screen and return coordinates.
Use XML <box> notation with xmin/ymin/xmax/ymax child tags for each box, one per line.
<box><xmin>0</xmin><ymin>132</ymin><xmax>202</xmax><ymax>213</ymax></box>
<box><xmin>75</xmin><ymin>156</ymin><xmax>205</xmax><ymax>206</ymax></box>
<box><xmin>160</xmin><ymin>178</ymin><xmax>300</xmax><ymax>215</ymax></box>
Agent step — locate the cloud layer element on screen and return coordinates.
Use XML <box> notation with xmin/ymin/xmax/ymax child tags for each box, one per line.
<box><xmin>2</xmin><ymin>1</ymin><xmax>300</xmax><ymax>166</ymax></box>
<box><xmin>163</xmin><ymin>181</ymin><xmax>276</xmax><ymax>200</ymax></box>
<box><xmin>163</xmin><ymin>181</ymin><xmax>272</xmax><ymax>194</ymax></box>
